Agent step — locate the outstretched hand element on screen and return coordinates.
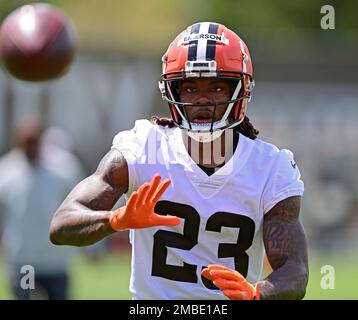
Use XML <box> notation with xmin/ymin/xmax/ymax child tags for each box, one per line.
<box><xmin>109</xmin><ymin>173</ymin><xmax>180</xmax><ymax>231</ymax></box>
<box><xmin>202</xmin><ymin>264</ymin><xmax>260</xmax><ymax>300</ymax></box>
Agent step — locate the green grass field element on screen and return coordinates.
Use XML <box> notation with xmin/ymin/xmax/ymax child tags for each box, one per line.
<box><xmin>0</xmin><ymin>250</ymin><xmax>357</xmax><ymax>300</ymax></box>
<box><xmin>0</xmin><ymin>252</ymin><xmax>132</xmax><ymax>300</ymax></box>
<box><xmin>305</xmin><ymin>253</ymin><xmax>358</xmax><ymax>300</ymax></box>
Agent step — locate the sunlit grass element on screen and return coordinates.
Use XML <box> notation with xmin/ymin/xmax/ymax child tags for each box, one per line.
<box><xmin>1</xmin><ymin>251</ymin><xmax>357</xmax><ymax>300</ymax></box>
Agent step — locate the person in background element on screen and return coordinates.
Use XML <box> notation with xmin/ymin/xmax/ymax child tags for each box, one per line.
<box><xmin>0</xmin><ymin>115</ymin><xmax>79</xmax><ymax>300</ymax></box>
<box><xmin>41</xmin><ymin>126</ymin><xmax>85</xmax><ymax>188</ymax></box>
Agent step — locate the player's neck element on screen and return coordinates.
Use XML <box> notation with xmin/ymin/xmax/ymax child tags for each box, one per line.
<box><xmin>181</xmin><ymin>129</ymin><xmax>238</xmax><ymax>168</ymax></box>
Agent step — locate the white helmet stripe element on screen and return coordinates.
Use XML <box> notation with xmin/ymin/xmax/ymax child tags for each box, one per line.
<box><xmin>239</xmin><ymin>40</ymin><xmax>247</xmax><ymax>73</ymax></box>
<box><xmin>196</xmin><ymin>22</ymin><xmax>211</xmax><ymax>60</ymax></box>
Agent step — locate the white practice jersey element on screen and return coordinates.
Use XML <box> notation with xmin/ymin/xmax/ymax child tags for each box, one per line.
<box><xmin>111</xmin><ymin>119</ymin><xmax>304</xmax><ymax>300</ymax></box>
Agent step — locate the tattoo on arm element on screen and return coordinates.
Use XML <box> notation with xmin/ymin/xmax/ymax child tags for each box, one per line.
<box><xmin>50</xmin><ymin>149</ymin><xmax>129</xmax><ymax>246</ymax></box>
<box><xmin>80</xmin><ymin>149</ymin><xmax>128</xmax><ymax>211</ymax></box>
<box><xmin>260</xmin><ymin>196</ymin><xmax>309</xmax><ymax>300</ymax></box>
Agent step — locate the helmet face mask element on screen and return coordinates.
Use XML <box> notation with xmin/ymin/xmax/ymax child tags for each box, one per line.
<box><xmin>159</xmin><ymin>22</ymin><xmax>255</xmax><ymax>141</ymax></box>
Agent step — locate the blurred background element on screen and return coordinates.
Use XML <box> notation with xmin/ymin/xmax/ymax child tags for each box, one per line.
<box><xmin>0</xmin><ymin>0</ymin><xmax>357</xmax><ymax>299</ymax></box>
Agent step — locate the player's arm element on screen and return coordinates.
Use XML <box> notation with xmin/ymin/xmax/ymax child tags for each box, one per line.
<box><xmin>260</xmin><ymin>195</ymin><xmax>309</xmax><ymax>299</ymax></box>
<box><xmin>50</xmin><ymin>148</ymin><xmax>180</xmax><ymax>247</ymax></box>
<box><xmin>49</xmin><ymin>149</ymin><xmax>128</xmax><ymax>247</ymax></box>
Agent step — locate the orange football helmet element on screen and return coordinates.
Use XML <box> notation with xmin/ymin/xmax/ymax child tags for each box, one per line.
<box><xmin>159</xmin><ymin>22</ymin><xmax>255</xmax><ymax>141</ymax></box>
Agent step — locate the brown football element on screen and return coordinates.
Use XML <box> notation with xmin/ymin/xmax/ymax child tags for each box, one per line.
<box><xmin>0</xmin><ymin>3</ymin><xmax>76</xmax><ymax>81</ymax></box>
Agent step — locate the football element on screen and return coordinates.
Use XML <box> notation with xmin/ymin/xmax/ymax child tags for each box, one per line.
<box><xmin>0</xmin><ymin>3</ymin><xmax>76</xmax><ymax>82</ymax></box>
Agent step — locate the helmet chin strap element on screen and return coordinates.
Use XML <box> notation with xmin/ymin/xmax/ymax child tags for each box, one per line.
<box><xmin>187</xmin><ymin>129</ymin><xmax>224</xmax><ymax>143</ymax></box>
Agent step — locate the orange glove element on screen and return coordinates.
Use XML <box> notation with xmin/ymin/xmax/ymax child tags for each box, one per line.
<box><xmin>202</xmin><ymin>264</ymin><xmax>260</xmax><ymax>300</ymax></box>
<box><xmin>109</xmin><ymin>173</ymin><xmax>180</xmax><ymax>231</ymax></box>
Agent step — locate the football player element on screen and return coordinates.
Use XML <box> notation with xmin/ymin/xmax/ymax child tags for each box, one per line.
<box><xmin>50</xmin><ymin>22</ymin><xmax>308</xmax><ymax>300</ymax></box>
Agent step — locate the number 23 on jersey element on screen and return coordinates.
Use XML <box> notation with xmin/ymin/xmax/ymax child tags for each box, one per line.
<box><xmin>151</xmin><ymin>200</ymin><xmax>255</xmax><ymax>289</ymax></box>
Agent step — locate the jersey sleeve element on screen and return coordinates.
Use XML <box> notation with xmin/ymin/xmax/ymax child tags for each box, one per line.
<box><xmin>262</xmin><ymin>149</ymin><xmax>304</xmax><ymax>214</ymax></box>
<box><xmin>111</xmin><ymin>119</ymin><xmax>154</xmax><ymax>195</ymax></box>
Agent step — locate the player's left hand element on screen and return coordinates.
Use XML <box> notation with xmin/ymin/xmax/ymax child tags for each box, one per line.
<box><xmin>201</xmin><ymin>264</ymin><xmax>260</xmax><ymax>300</ymax></box>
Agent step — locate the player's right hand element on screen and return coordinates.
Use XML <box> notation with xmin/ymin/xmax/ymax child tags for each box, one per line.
<box><xmin>109</xmin><ymin>173</ymin><xmax>180</xmax><ymax>231</ymax></box>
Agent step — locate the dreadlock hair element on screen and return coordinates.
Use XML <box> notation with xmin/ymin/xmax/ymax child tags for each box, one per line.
<box><xmin>150</xmin><ymin>115</ymin><xmax>259</xmax><ymax>140</ymax></box>
<box><xmin>150</xmin><ymin>115</ymin><xmax>176</xmax><ymax>128</ymax></box>
<box><xmin>237</xmin><ymin>115</ymin><xmax>259</xmax><ymax>140</ymax></box>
